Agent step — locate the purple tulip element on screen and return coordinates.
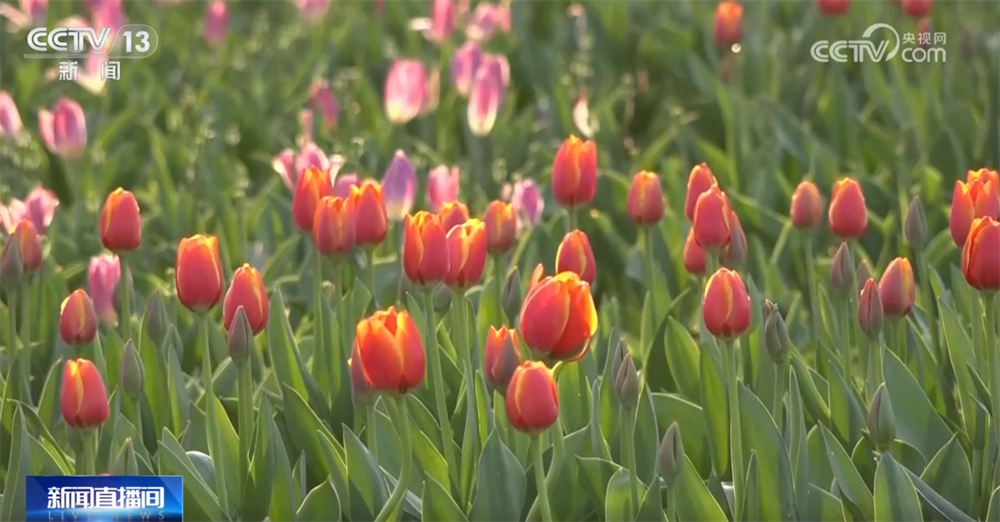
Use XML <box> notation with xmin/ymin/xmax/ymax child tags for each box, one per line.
<box><xmin>0</xmin><ymin>92</ymin><xmax>23</xmax><ymax>139</ymax></box>
<box><xmin>503</xmin><ymin>178</ymin><xmax>544</xmax><ymax>230</ymax></box>
<box><xmin>333</xmin><ymin>173</ymin><xmax>360</xmax><ymax>198</ymax></box>
<box><xmin>24</xmin><ymin>186</ymin><xmax>59</xmax><ymax>234</ymax></box>
<box><xmin>381</xmin><ymin>150</ymin><xmax>417</xmax><ymax>221</ymax></box>
<box><xmin>205</xmin><ymin>0</ymin><xmax>228</xmax><ymax>47</ymax></box>
<box><xmin>295</xmin><ymin>0</ymin><xmax>330</xmax><ymax>20</ymax></box>
<box><xmin>0</xmin><ymin>0</ymin><xmax>47</xmax><ymax>31</ymax></box>
<box><xmin>466</xmin><ymin>1</ymin><xmax>510</xmax><ymax>42</ymax></box>
<box><xmin>88</xmin><ymin>254</ymin><xmax>121</xmax><ymax>325</ymax></box>
<box><xmin>385</xmin><ymin>60</ymin><xmax>427</xmax><ymax>125</ymax></box>
<box><xmin>310</xmin><ymin>80</ymin><xmax>339</xmax><ymax>130</ymax></box>
<box><xmin>426</xmin><ymin>165</ymin><xmax>460</xmax><ymax>212</ymax></box>
<box><xmin>450</xmin><ymin>41</ymin><xmax>482</xmax><ymax>98</ymax></box>
<box><xmin>468</xmin><ymin>54</ymin><xmax>508</xmax><ymax>137</ymax></box>
<box><xmin>38</xmin><ymin>98</ymin><xmax>87</xmax><ymax>160</ymax></box>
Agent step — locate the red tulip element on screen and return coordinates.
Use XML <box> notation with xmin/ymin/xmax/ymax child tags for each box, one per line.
<box><xmin>817</xmin><ymin>0</ymin><xmax>849</xmax><ymax>16</ymax></box>
<box><xmin>292</xmin><ymin>166</ymin><xmax>333</xmax><ymax>232</ymax></box>
<box><xmin>962</xmin><ymin>217</ymin><xmax>1000</xmax><ymax>292</ymax></box>
<box><xmin>828</xmin><ymin>178</ymin><xmax>867</xmax><ymax>240</ymax></box>
<box><xmin>444</xmin><ymin>219</ymin><xmax>487</xmax><ymax>289</ymax></box>
<box><xmin>59</xmin><ymin>290</ymin><xmax>98</xmax><ymax>346</ymax></box>
<box><xmin>439</xmin><ymin>201</ymin><xmax>470</xmax><ymax>233</ymax></box>
<box><xmin>313</xmin><ymin>196</ymin><xmax>356</xmax><ymax>257</ymax></box>
<box><xmin>878</xmin><ymin>258</ymin><xmax>915</xmax><ymax>318</ymax></box>
<box><xmin>790</xmin><ymin>181</ymin><xmax>823</xmax><ymax>230</ymax></box>
<box><xmin>950</xmin><ymin>178</ymin><xmax>999</xmax><ymax>247</ymax></box>
<box><xmin>403</xmin><ymin>211</ymin><xmax>450</xmax><ymax>286</ymax></box>
<box><xmin>519</xmin><ymin>271</ymin><xmax>598</xmax><ymax>361</ymax></box>
<box><xmin>626</xmin><ymin>171</ymin><xmax>665</xmax><ymax>226</ymax></box>
<box><xmin>175</xmin><ymin>235</ymin><xmax>224</xmax><ymax>313</ymax></box>
<box><xmin>351</xmin><ymin>180</ymin><xmax>388</xmax><ymax>246</ymax></box>
<box><xmin>555</xmin><ymin>230</ymin><xmax>596</xmax><ymax>285</ymax></box>
<box><xmin>702</xmin><ymin>268</ymin><xmax>751</xmax><ymax>340</ymax></box>
<box><xmin>483</xmin><ymin>200</ymin><xmax>517</xmax><ymax>254</ymax></box>
<box><xmin>223</xmin><ymin>264</ymin><xmax>269</xmax><ymax>335</ymax></box>
<box><xmin>1</xmin><ymin>220</ymin><xmax>42</xmax><ymax>276</ymax></box>
<box><xmin>505</xmin><ymin>361</ymin><xmax>559</xmax><ymax>434</ymax></box>
<box><xmin>99</xmin><ymin>188</ymin><xmax>141</xmax><ymax>252</ymax></box>
<box><xmin>552</xmin><ymin>135</ymin><xmax>597</xmax><ymax>209</ymax></box>
<box><xmin>714</xmin><ymin>1</ymin><xmax>743</xmax><ymax>48</ymax></box>
<box><xmin>60</xmin><ymin>359</ymin><xmax>109</xmax><ymax>428</ymax></box>
<box><xmin>684</xmin><ymin>163</ymin><xmax>716</xmax><ymax>221</ymax></box>
<box><xmin>353</xmin><ymin>307</ymin><xmax>425</xmax><ymax>393</ymax></box>
<box><xmin>692</xmin><ymin>185</ymin><xmax>731</xmax><ymax>251</ymax></box>
<box><xmin>484</xmin><ymin>325</ymin><xmax>521</xmax><ymax>391</ymax></box>
<box><xmin>683</xmin><ymin>229</ymin><xmax>706</xmax><ymax>275</ymax></box>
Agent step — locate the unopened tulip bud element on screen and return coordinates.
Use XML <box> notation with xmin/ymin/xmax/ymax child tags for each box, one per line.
<box><xmin>501</xmin><ymin>266</ymin><xmax>521</xmax><ymax>321</ymax></box>
<box><xmin>903</xmin><ymin>196</ymin><xmax>927</xmax><ymax>248</ymax></box>
<box><xmin>227</xmin><ymin>306</ymin><xmax>253</xmax><ymax>366</ymax></box>
<box><xmin>858</xmin><ymin>278</ymin><xmax>884</xmax><ymax>340</ymax></box>
<box><xmin>830</xmin><ymin>243</ymin><xmax>854</xmax><ymax>296</ymax></box>
<box><xmin>762</xmin><ymin>299</ymin><xmax>778</xmax><ymax>320</ymax></box>
<box><xmin>878</xmin><ymin>258</ymin><xmax>915</xmax><ymax>318</ymax></box>
<box><xmin>1</xmin><ymin>220</ymin><xmax>41</xmax><ymax>278</ymax></box>
<box><xmin>1</xmin><ymin>235</ymin><xmax>23</xmax><ymax>283</ymax></box>
<box><xmin>714</xmin><ymin>1</ymin><xmax>743</xmax><ymax>48</ymax></box>
<box><xmin>143</xmin><ymin>289</ymin><xmax>168</xmax><ymax>346</ymax></box>
<box><xmin>610</xmin><ymin>336</ymin><xmax>626</xmax><ymax>379</ymax></box>
<box><xmin>790</xmin><ymin>181</ymin><xmax>824</xmax><ymax>230</ymax></box>
<box><xmin>658</xmin><ymin>422</ymin><xmax>684</xmax><ymax>486</ymax></box>
<box><xmin>432</xmin><ymin>283</ymin><xmax>452</xmax><ymax>312</ymax></box>
<box><xmin>867</xmin><ymin>384</ymin><xmax>896</xmax><ymax>451</ymax></box>
<box><xmin>613</xmin><ymin>352</ymin><xmax>640</xmax><ymax>408</ymax></box>
<box><xmin>505</xmin><ymin>361</ymin><xmax>559</xmax><ymax>434</ymax></box>
<box><xmin>59</xmin><ymin>290</ymin><xmax>99</xmax><ymax>346</ymax></box>
<box><xmin>119</xmin><ymin>339</ymin><xmax>144</xmax><ymax>398</ymax></box>
<box><xmin>764</xmin><ymin>309</ymin><xmax>791</xmax><ymax>364</ymax></box>
<box><xmin>112</xmin><ymin>438</ymin><xmax>138</xmax><ymax>475</ymax></box>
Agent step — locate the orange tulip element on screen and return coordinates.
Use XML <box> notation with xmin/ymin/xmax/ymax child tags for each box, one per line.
<box><xmin>527</xmin><ymin>263</ymin><xmax>545</xmax><ymax>294</ymax></box>
<box><xmin>175</xmin><ymin>234</ymin><xmax>224</xmax><ymax>313</ymax></box>
<box><xmin>555</xmin><ymin>230</ymin><xmax>596</xmax><ymax>285</ymax></box>
<box><xmin>353</xmin><ymin>307</ymin><xmax>425</xmax><ymax>393</ymax></box>
<box><xmin>351</xmin><ymin>180</ymin><xmax>388</xmax><ymax>246</ymax></box>
<box><xmin>692</xmin><ymin>185</ymin><xmax>731</xmax><ymax>251</ymax></box>
<box><xmin>702</xmin><ymin>268</ymin><xmax>751</xmax><ymax>340</ymax></box>
<box><xmin>403</xmin><ymin>211</ymin><xmax>450</xmax><ymax>285</ymax></box>
<box><xmin>950</xmin><ymin>178</ymin><xmax>999</xmax><ymax>246</ymax></box>
<box><xmin>968</xmin><ymin>168</ymin><xmax>1000</xmax><ymax>189</ymax></box>
<box><xmin>714</xmin><ymin>1</ymin><xmax>743</xmax><ymax>48</ymax></box>
<box><xmin>627</xmin><ymin>171</ymin><xmax>664</xmax><ymax>226</ymax></box>
<box><xmin>858</xmin><ymin>278</ymin><xmax>884</xmax><ymax>340</ymax></box>
<box><xmin>878</xmin><ymin>258</ymin><xmax>915</xmax><ymax>318</ymax></box>
<box><xmin>1</xmin><ymin>220</ymin><xmax>42</xmax><ymax>276</ymax></box>
<box><xmin>519</xmin><ymin>271</ymin><xmax>598</xmax><ymax>360</ymax></box>
<box><xmin>684</xmin><ymin>163</ymin><xmax>717</xmax><ymax>221</ymax></box>
<box><xmin>223</xmin><ymin>264</ymin><xmax>269</xmax><ymax>334</ymax></box>
<box><xmin>720</xmin><ymin>210</ymin><xmax>746</xmax><ymax>268</ymax></box>
<box><xmin>790</xmin><ymin>181</ymin><xmax>823</xmax><ymax>230</ymax></box>
<box><xmin>683</xmin><ymin>229</ymin><xmax>706</xmax><ymax>275</ymax></box>
<box><xmin>313</xmin><ymin>196</ymin><xmax>356</xmax><ymax>257</ymax></box>
<box><xmin>292</xmin><ymin>166</ymin><xmax>332</xmax><ymax>232</ymax></box>
<box><xmin>444</xmin><ymin>219</ymin><xmax>487</xmax><ymax>289</ymax></box>
<box><xmin>99</xmin><ymin>188</ymin><xmax>142</xmax><ymax>252</ymax></box>
<box><xmin>828</xmin><ymin>178</ymin><xmax>867</xmax><ymax>240</ymax></box>
<box><xmin>484</xmin><ymin>325</ymin><xmax>522</xmax><ymax>391</ymax></box>
<box><xmin>962</xmin><ymin>217</ymin><xmax>1000</xmax><ymax>291</ymax></box>
<box><xmin>439</xmin><ymin>201</ymin><xmax>470</xmax><ymax>233</ymax></box>
<box><xmin>552</xmin><ymin>135</ymin><xmax>598</xmax><ymax>208</ymax></box>
<box><xmin>60</xmin><ymin>358</ymin><xmax>109</xmax><ymax>428</ymax></box>
<box><xmin>59</xmin><ymin>290</ymin><xmax>98</xmax><ymax>346</ymax></box>
<box><xmin>505</xmin><ymin>361</ymin><xmax>559</xmax><ymax>434</ymax></box>
<box><xmin>483</xmin><ymin>200</ymin><xmax>517</xmax><ymax>254</ymax></box>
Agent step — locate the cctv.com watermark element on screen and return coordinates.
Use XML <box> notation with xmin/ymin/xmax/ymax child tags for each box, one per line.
<box><xmin>811</xmin><ymin>23</ymin><xmax>947</xmax><ymax>63</ymax></box>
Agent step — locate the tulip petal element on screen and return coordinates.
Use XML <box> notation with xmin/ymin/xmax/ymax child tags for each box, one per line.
<box><xmin>520</xmin><ymin>278</ymin><xmax>570</xmax><ymax>354</ymax></box>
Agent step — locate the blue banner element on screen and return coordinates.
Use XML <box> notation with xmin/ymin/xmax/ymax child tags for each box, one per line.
<box><xmin>26</xmin><ymin>475</ymin><xmax>184</xmax><ymax>521</ymax></box>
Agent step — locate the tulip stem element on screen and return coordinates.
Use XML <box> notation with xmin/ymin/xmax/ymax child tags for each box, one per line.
<box><xmin>803</xmin><ymin>235</ymin><xmax>825</xmax><ymax>367</ymax></box>
<box><xmin>120</xmin><ymin>257</ymin><xmax>133</xmax><ymax>343</ymax></box>
<box><xmin>237</xmin><ymin>358</ymin><xmax>253</xmax><ymax>507</ymax></box>
<box><xmin>455</xmin><ymin>293</ymin><xmax>478</xmax><ymax>507</ymax></box>
<box><xmin>201</xmin><ymin>316</ymin><xmax>229</xmax><ymax>515</ymax></box>
<box><xmin>772</xmin><ymin>359</ymin><xmax>787</xmax><ymax>430</ymax></box>
<box><xmin>986</xmin><ymin>295</ymin><xmax>1000</xmax><ymax>487</ymax></box>
<box><xmin>840</xmin><ymin>298</ymin><xmax>853</xmax><ymax>388</ymax></box>
<box><xmin>667</xmin><ymin>485</ymin><xmax>678</xmax><ymax>522</ymax></box>
<box><xmin>366</xmin><ymin>402</ymin><xmax>379</xmax><ymax>465</ymax></box>
<box><xmin>424</xmin><ymin>289</ymin><xmax>458</xmax><ymax>491</ymax></box>
<box><xmin>525</xmin><ymin>410</ymin><xmax>565</xmax><ymax>522</ymax></box>
<box><xmin>313</xmin><ymin>249</ymin><xmax>331</xmax><ymax>409</ymax></box>
<box><xmin>566</xmin><ymin>207</ymin><xmax>578</xmax><ymax>233</ymax></box>
<box><xmin>374</xmin><ymin>397</ymin><xmax>411</xmax><ymax>522</ymax></box>
<box><xmin>494</xmin><ymin>255</ymin><xmax>505</xmax><ymax>322</ymax></box>
<box><xmin>132</xmin><ymin>396</ymin><xmax>144</xmax><ymax>451</ymax></box>
<box><xmin>531</xmin><ymin>435</ymin><xmax>553</xmax><ymax>522</ymax></box>
<box><xmin>622</xmin><ymin>408</ymin><xmax>641</xmax><ymax>520</ymax></box>
<box><xmin>7</xmin><ymin>287</ymin><xmax>17</xmax><ymax>361</ymax></box>
<box><xmin>81</xmin><ymin>429</ymin><xmax>97</xmax><ymax>476</ymax></box>
<box><xmin>722</xmin><ymin>341</ymin><xmax>744</xmax><ymax>522</ymax></box>
<box><xmin>367</xmin><ymin>248</ymin><xmax>379</xmax><ymax>310</ymax></box>
<box><xmin>971</xmin><ymin>448</ymin><xmax>983</xmax><ymax>516</ymax></box>
<box><xmin>643</xmin><ymin>227</ymin><xmax>660</xmax><ymax>325</ymax></box>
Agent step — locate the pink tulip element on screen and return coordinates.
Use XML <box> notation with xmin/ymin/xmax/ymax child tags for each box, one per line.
<box><xmin>503</xmin><ymin>178</ymin><xmax>544</xmax><ymax>230</ymax></box>
<box><xmin>295</xmin><ymin>0</ymin><xmax>330</xmax><ymax>20</ymax></box>
<box><xmin>205</xmin><ymin>1</ymin><xmax>228</xmax><ymax>47</ymax></box>
<box><xmin>468</xmin><ymin>54</ymin><xmax>508</xmax><ymax>137</ymax></box>
<box><xmin>0</xmin><ymin>0</ymin><xmax>47</xmax><ymax>30</ymax></box>
<box><xmin>89</xmin><ymin>0</ymin><xmax>126</xmax><ymax>37</ymax></box>
<box><xmin>466</xmin><ymin>1</ymin><xmax>511</xmax><ymax>42</ymax></box>
<box><xmin>0</xmin><ymin>92</ymin><xmax>24</xmax><ymax>139</ymax></box>
<box><xmin>384</xmin><ymin>60</ymin><xmax>427</xmax><ymax>125</ymax></box>
<box><xmin>450</xmin><ymin>41</ymin><xmax>483</xmax><ymax>98</ymax></box>
<box><xmin>0</xmin><ymin>199</ymin><xmax>26</xmax><ymax>235</ymax></box>
<box><xmin>381</xmin><ymin>150</ymin><xmax>417</xmax><ymax>221</ymax></box>
<box><xmin>572</xmin><ymin>91</ymin><xmax>595</xmax><ymax>138</ymax></box>
<box><xmin>419</xmin><ymin>68</ymin><xmax>441</xmax><ymax>117</ymax></box>
<box><xmin>429</xmin><ymin>0</ymin><xmax>455</xmax><ymax>42</ymax></box>
<box><xmin>333</xmin><ymin>173</ymin><xmax>359</xmax><ymax>198</ymax></box>
<box><xmin>296</xmin><ymin>142</ymin><xmax>330</xmax><ymax>176</ymax></box>
<box><xmin>38</xmin><ymin>98</ymin><xmax>87</xmax><ymax>160</ymax></box>
<box><xmin>298</xmin><ymin>109</ymin><xmax>315</xmax><ymax>143</ymax></box>
<box><xmin>24</xmin><ymin>186</ymin><xmax>58</xmax><ymax>234</ymax></box>
<box><xmin>310</xmin><ymin>80</ymin><xmax>339</xmax><ymax>130</ymax></box>
<box><xmin>272</xmin><ymin>149</ymin><xmax>296</xmax><ymax>190</ymax></box>
<box><xmin>426</xmin><ymin>165</ymin><xmax>460</xmax><ymax>212</ymax></box>
<box><xmin>88</xmin><ymin>254</ymin><xmax>121</xmax><ymax>325</ymax></box>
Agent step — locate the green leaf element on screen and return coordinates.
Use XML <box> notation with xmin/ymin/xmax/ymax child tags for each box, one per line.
<box><xmin>919</xmin><ymin>435</ymin><xmax>972</xmax><ymax>520</ymax></box>
<box><xmin>267</xmin><ymin>291</ymin><xmax>331</xmax><ymax>426</ymax></box>
<box><xmin>666</xmin><ymin>317</ymin><xmax>702</xmax><ymax>400</ymax></box>
<box><xmin>790</xmin><ymin>355</ymin><xmax>831</xmax><ymax>425</ymax></box>
<box><xmin>577</xmin><ymin>456</ymin><xmax>622</xmax><ymax>511</ymax></box>
<box><xmin>280</xmin><ymin>384</ymin><xmax>333</xmax><ymax>485</ymax></box>
<box><xmin>988</xmin><ymin>487</ymin><xmax>1000</xmax><ymax>522</ymax></box>
<box><xmin>881</xmin><ymin>347</ymin><xmax>952</xmax><ymax>461</ymax></box>
<box><xmin>470</xmin><ymin>430</ymin><xmax>527</xmax><ymax>522</ymax></box>
<box><xmin>826</xmin><ymin>356</ymin><xmax>864</xmax><ymax>450</ymax></box>
<box><xmin>544</xmin><ymin>426</ymin><xmax>590</xmax><ymax>521</ymax></box>
<box><xmin>673</xmin><ymin>454</ymin><xmax>728</xmax><ymax>522</ymax></box>
<box><xmin>0</xmin><ymin>406</ymin><xmax>27</xmax><ymax>522</ymax></box>
<box><xmin>269</xmin><ymin>412</ymin><xmax>298</xmax><ymax>522</ymax></box>
<box><xmin>297</xmin><ymin>479</ymin><xmax>342</xmax><ymax>522</ymax></box>
<box><xmin>241</xmin><ymin>395</ymin><xmax>275</xmax><ymax>522</ymax></box>
<box><xmin>206</xmin><ymin>388</ymin><xmax>241</xmax><ymax>510</ymax></box>
<box><xmin>699</xmin><ymin>343</ymin><xmax>729</xmax><ymax>478</ymax></box>
<box><xmin>787</xmin><ymin>367</ymin><xmax>810</xmax><ymax>515</ymax></box>
<box><xmin>939</xmin><ymin>299</ymin><xmax>981</xmax><ymax>443</ymax></box>
<box><xmin>343</xmin><ymin>424</ymin><xmax>389</xmax><ymax>522</ymax></box>
<box><xmin>738</xmin><ymin>384</ymin><xmax>797</xmax><ymax>521</ymax></box>
<box><xmin>903</xmin><ymin>464</ymin><xmax>976</xmax><ymax>522</ymax></box>
<box><xmin>635</xmin><ymin>479</ymin><xmax>665</xmax><ymax>522</ymax></box>
<box><xmin>422</xmin><ymin>476</ymin><xmax>468</xmax><ymax>522</ymax></box>
<box><xmin>557</xmin><ymin>358</ymin><xmax>592</xmax><ymax>434</ymax></box>
<box><xmin>818</xmin><ymin>424</ymin><xmax>874</xmax><ymax>521</ymax></box>
<box><xmin>35</xmin><ymin>359</ymin><xmax>62</xmax><ymax>433</ymax></box>
<box><xmin>604</xmin><ymin>468</ymin><xmax>635</xmax><ymax>522</ymax></box>
<box><xmin>157</xmin><ymin>428</ymin><xmax>225</xmax><ymax>522</ymax></box>
<box><xmin>873</xmin><ymin>454</ymin><xmax>923</xmax><ymax>522</ymax></box>
<box><xmin>632</xmin><ymin>383</ymin><xmax>660</xmax><ymax>484</ymax></box>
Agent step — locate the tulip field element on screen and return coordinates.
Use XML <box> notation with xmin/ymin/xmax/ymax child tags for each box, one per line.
<box><xmin>3</xmin><ymin>0</ymin><xmax>1000</xmax><ymax>521</ymax></box>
